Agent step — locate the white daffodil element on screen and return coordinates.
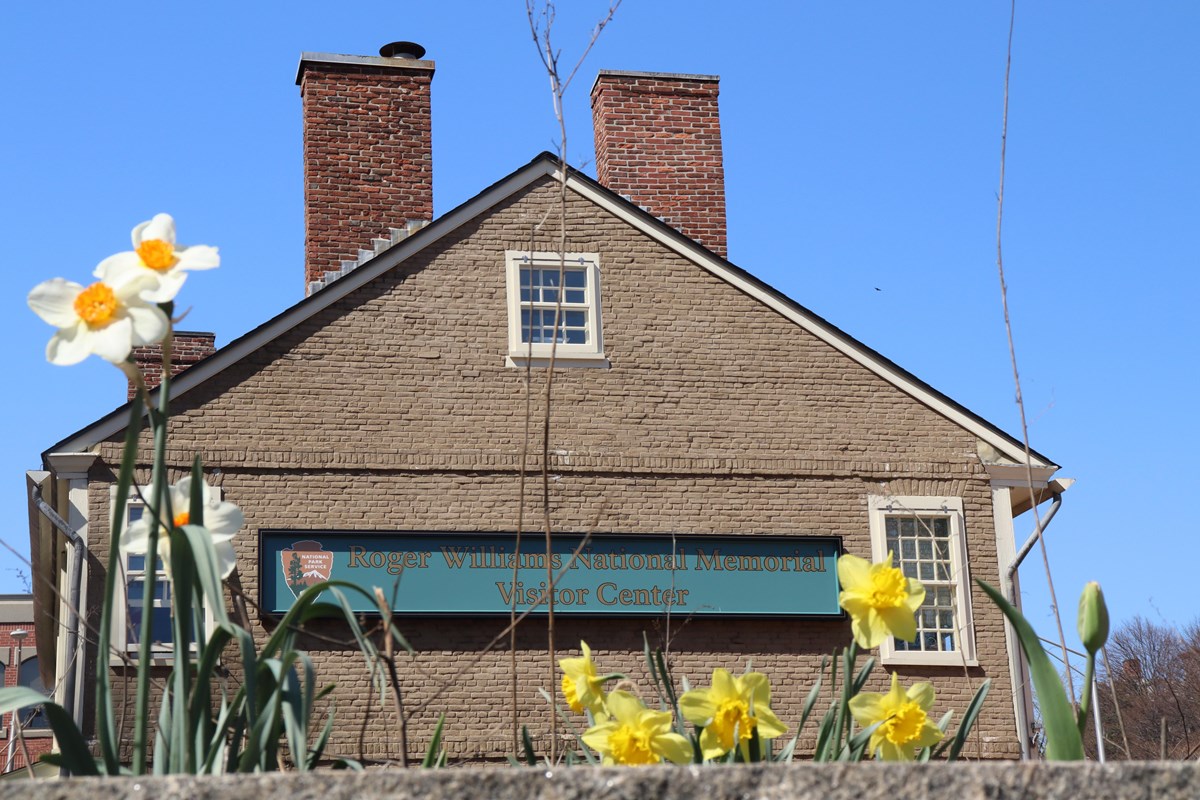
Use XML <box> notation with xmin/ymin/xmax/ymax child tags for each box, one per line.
<box><xmin>28</xmin><ymin>269</ymin><xmax>168</xmax><ymax>366</ymax></box>
<box><xmin>95</xmin><ymin>213</ymin><xmax>219</xmax><ymax>303</ymax></box>
<box><xmin>120</xmin><ymin>477</ymin><xmax>243</xmax><ymax>579</ymax></box>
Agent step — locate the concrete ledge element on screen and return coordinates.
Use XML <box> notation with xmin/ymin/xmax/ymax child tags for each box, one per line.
<box><xmin>3</xmin><ymin>763</ymin><xmax>1197</xmax><ymax>800</ymax></box>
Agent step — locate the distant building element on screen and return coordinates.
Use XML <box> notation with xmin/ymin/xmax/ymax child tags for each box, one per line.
<box><xmin>0</xmin><ymin>596</ymin><xmax>54</xmax><ymax>774</ymax></box>
<box><xmin>28</xmin><ymin>43</ymin><xmax>1068</xmax><ymax>764</ymax></box>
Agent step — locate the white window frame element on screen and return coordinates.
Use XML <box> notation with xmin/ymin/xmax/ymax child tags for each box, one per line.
<box><xmin>867</xmin><ymin>495</ymin><xmax>978</xmax><ymax>667</ymax></box>
<box><xmin>504</xmin><ymin>250</ymin><xmax>608</xmax><ymax>368</ymax></box>
<box><xmin>109</xmin><ymin>487</ymin><xmax>218</xmax><ymax>664</ymax></box>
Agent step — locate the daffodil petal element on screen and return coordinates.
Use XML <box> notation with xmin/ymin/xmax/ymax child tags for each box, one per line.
<box><xmin>678</xmin><ymin>688</ymin><xmax>716</xmax><ymax>725</ymax></box>
<box><xmin>879</xmin><ymin>738</ymin><xmax>912</xmax><ymax>762</ymax></box>
<box><xmin>710</xmin><ymin>668</ymin><xmax>737</xmax><ymax>701</ymax></box>
<box><xmin>28</xmin><ymin>278</ymin><xmax>84</xmax><ymax>328</ymax></box>
<box><xmin>906</xmin><ymin>681</ymin><xmax>935</xmax><ymax>710</ymax></box>
<box><xmin>850</xmin><ymin>609</ymin><xmax>887</xmax><ymax>649</ymax></box>
<box><xmin>654</xmin><ymin>731</ymin><xmax>693</xmax><ymax>765</ymax></box>
<box><xmin>137</xmin><ymin>214</ymin><xmax>176</xmax><ymax>245</ymax></box>
<box><xmin>837</xmin><ymin>552</ymin><xmax>870</xmax><ymax>588</ymax></box>
<box><xmin>178</xmin><ymin>245</ymin><xmax>219</xmax><ymax>271</ymax></box>
<box><xmin>86</xmin><ymin>316</ymin><xmax>134</xmax><ymax>363</ymax></box>
<box><xmin>741</xmin><ymin>672</ymin><xmax>772</xmax><ymax>706</ymax></box>
<box><xmin>175</xmin><ymin>476</ymin><xmax>213</xmax><ymax>509</ymax></box>
<box><xmin>885</xmin><ymin>673</ymin><xmax>906</xmax><ymax>703</ymax></box>
<box><xmin>125</xmin><ymin>305</ymin><xmax>169</xmax><ymax>347</ymax></box>
<box><xmin>94</xmin><ymin>251</ymin><xmax>143</xmax><ymax>281</ymax></box>
<box><xmin>215</xmin><ymin>539</ymin><xmax>238</xmax><ymax>578</ymax></box>
<box><xmin>697</xmin><ymin>725</ymin><xmax>726</xmax><ymax>761</ymax></box>
<box><xmin>208</xmin><ymin>503</ymin><xmax>244</xmax><ymax>536</ymax></box>
<box><xmin>753</xmin><ymin>705</ymin><xmax>788</xmax><ymax>740</ymax></box>
<box><xmin>139</xmin><ymin>271</ymin><xmax>186</xmax><ymax>304</ymax></box>
<box><xmin>604</xmin><ymin>690</ymin><xmax>644</xmax><ymax>723</ymax></box>
<box><xmin>848</xmin><ymin>691</ymin><xmax>885</xmax><ymax>728</ymax></box>
<box><xmin>120</xmin><ymin>519</ymin><xmax>152</xmax><ymax>553</ymax></box>
<box><xmin>904</xmin><ymin>578</ymin><xmax>926</xmax><ymax>612</ymax></box>
<box><xmin>914</xmin><ymin>721</ymin><xmax>944</xmax><ymax>749</ymax></box>
<box><xmin>880</xmin><ymin>605</ymin><xmax>918</xmax><ymax>643</ymax></box>
<box><xmin>581</xmin><ymin>721</ymin><xmax>616</xmax><ymax>754</ymax></box>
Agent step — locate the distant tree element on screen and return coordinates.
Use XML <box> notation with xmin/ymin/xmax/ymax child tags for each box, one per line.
<box><xmin>1086</xmin><ymin>616</ymin><xmax>1200</xmax><ymax>759</ymax></box>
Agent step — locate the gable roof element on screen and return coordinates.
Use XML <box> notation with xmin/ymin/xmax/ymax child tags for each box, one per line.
<box><xmin>46</xmin><ymin>152</ymin><xmax>1056</xmax><ymax>470</ymax></box>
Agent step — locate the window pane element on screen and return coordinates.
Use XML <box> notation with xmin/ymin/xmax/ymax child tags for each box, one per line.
<box><xmin>887</xmin><ymin>513</ymin><xmax>958</xmax><ymax>653</ymax></box>
<box><xmin>16</xmin><ymin>658</ymin><xmax>49</xmax><ymax>730</ymax></box>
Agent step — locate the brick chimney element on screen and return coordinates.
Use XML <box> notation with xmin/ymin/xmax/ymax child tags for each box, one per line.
<box><xmin>128</xmin><ymin>331</ymin><xmax>216</xmax><ymax>401</ymax></box>
<box><xmin>297</xmin><ymin>43</ymin><xmax>435</xmax><ymax>291</ymax></box>
<box><xmin>591</xmin><ymin>70</ymin><xmax>727</xmax><ymax>258</ymax></box>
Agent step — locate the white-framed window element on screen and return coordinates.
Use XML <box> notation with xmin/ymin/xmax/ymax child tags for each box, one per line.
<box><xmin>504</xmin><ymin>250</ymin><xmax>607</xmax><ymax>368</ymax></box>
<box><xmin>110</xmin><ymin>490</ymin><xmax>216</xmax><ymax>662</ymax></box>
<box><xmin>867</xmin><ymin>495</ymin><xmax>977</xmax><ymax>666</ymax></box>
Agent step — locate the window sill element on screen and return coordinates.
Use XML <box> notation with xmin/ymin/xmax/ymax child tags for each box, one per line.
<box><xmin>14</xmin><ymin>728</ymin><xmax>53</xmax><ymax>739</ymax></box>
<box><xmin>109</xmin><ymin>652</ymin><xmax>198</xmax><ymax>668</ymax></box>
<box><xmin>506</xmin><ymin>354</ymin><xmax>610</xmax><ymax>369</ymax></box>
<box><xmin>881</xmin><ymin>651</ymin><xmax>979</xmax><ymax>668</ymax></box>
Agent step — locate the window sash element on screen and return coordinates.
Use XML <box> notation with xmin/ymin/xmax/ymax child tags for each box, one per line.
<box><xmin>116</xmin><ymin>497</ymin><xmax>205</xmax><ymax>656</ymax></box>
<box><xmin>505</xmin><ymin>251</ymin><xmax>604</xmax><ymax>360</ymax></box>
<box><xmin>868</xmin><ymin>496</ymin><xmax>975</xmax><ymax>666</ymax></box>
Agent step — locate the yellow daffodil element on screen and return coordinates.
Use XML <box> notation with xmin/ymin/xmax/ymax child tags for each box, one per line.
<box><xmin>581</xmin><ymin>691</ymin><xmax>692</xmax><ymax>765</ymax></box>
<box><xmin>120</xmin><ymin>477</ymin><xmax>243</xmax><ymax>579</ymax></box>
<box><xmin>678</xmin><ymin>668</ymin><xmax>787</xmax><ymax>760</ymax></box>
<box><xmin>559</xmin><ymin>640</ymin><xmax>607</xmax><ymax>715</ymax></box>
<box><xmin>848</xmin><ymin>672</ymin><xmax>943</xmax><ymax>761</ymax></box>
<box><xmin>28</xmin><ymin>270</ymin><xmax>167</xmax><ymax>366</ymax></box>
<box><xmin>837</xmin><ymin>552</ymin><xmax>925</xmax><ymax>649</ymax></box>
<box><xmin>95</xmin><ymin>213</ymin><xmax>219</xmax><ymax>303</ymax></box>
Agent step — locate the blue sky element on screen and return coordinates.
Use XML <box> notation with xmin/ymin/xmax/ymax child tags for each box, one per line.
<box><xmin>4</xmin><ymin>2</ymin><xmax>1197</xmax><ymax>657</ymax></box>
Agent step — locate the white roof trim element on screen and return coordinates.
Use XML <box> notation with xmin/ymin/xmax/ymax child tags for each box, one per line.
<box><xmin>51</xmin><ymin>156</ymin><xmax>1053</xmax><ymax>469</ymax></box>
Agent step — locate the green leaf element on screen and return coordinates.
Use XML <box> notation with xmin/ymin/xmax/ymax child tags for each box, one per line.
<box><xmin>851</xmin><ymin>655</ymin><xmax>876</xmax><ymax>694</ymax></box>
<box><xmin>977</xmin><ymin>580</ymin><xmax>1083</xmax><ymax>760</ymax></box>
<box><xmin>422</xmin><ymin>714</ymin><xmax>447</xmax><ymax>768</ymax></box>
<box><xmin>177</xmin><ymin>524</ymin><xmax>230</xmax><ymax>627</ymax></box>
<box><xmin>0</xmin><ymin>688</ymin><xmax>98</xmax><ymax>775</ymax></box>
<box><xmin>521</xmin><ymin>725</ymin><xmax>538</xmax><ymax>766</ymax></box>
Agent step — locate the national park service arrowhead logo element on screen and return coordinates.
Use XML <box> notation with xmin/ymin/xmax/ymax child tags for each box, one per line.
<box><xmin>282</xmin><ymin>540</ymin><xmax>333</xmax><ymax>599</ymax></box>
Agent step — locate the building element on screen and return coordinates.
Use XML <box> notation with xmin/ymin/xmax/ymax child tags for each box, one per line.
<box><xmin>0</xmin><ymin>596</ymin><xmax>56</xmax><ymax>775</ymax></box>
<box><xmin>27</xmin><ymin>43</ymin><xmax>1068</xmax><ymax>764</ymax></box>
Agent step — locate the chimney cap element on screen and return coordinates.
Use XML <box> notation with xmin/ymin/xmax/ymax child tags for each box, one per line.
<box><xmin>379</xmin><ymin>41</ymin><xmax>426</xmax><ymax>60</ymax></box>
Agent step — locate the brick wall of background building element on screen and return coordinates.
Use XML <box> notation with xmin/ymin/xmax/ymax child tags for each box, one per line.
<box><xmin>85</xmin><ymin>177</ymin><xmax>1019</xmax><ymax>763</ymax></box>
<box><xmin>127</xmin><ymin>331</ymin><xmax>217</xmax><ymax>401</ymax></box>
<box><xmin>0</xmin><ymin>617</ymin><xmax>54</xmax><ymax>772</ymax></box>
<box><xmin>299</xmin><ymin>56</ymin><xmax>434</xmax><ymax>289</ymax></box>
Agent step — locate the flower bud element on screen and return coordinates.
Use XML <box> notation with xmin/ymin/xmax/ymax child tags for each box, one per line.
<box><xmin>1077</xmin><ymin>581</ymin><xmax>1109</xmax><ymax>655</ymax></box>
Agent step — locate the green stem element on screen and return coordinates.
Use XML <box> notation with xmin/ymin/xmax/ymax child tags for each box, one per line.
<box><xmin>95</xmin><ymin>391</ymin><xmax>145</xmax><ymax>775</ymax></box>
<box><xmin>1077</xmin><ymin>652</ymin><xmax>1095</xmax><ymax>741</ymax></box>
<box><xmin>831</xmin><ymin>641</ymin><xmax>858</xmax><ymax>757</ymax></box>
<box><xmin>132</xmin><ymin>327</ymin><xmax>173</xmax><ymax>773</ymax></box>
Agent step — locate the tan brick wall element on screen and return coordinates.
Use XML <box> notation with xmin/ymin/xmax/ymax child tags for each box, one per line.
<box><xmin>86</xmin><ymin>176</ymin><xmax>1019</xmax><ymax>762</ymax></box>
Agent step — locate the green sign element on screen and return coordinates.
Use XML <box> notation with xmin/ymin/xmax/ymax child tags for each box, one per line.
<box><xmin>260</xmin><ymin>531</ymin><xmax>842</xmax><ymax>617</ymax></box>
